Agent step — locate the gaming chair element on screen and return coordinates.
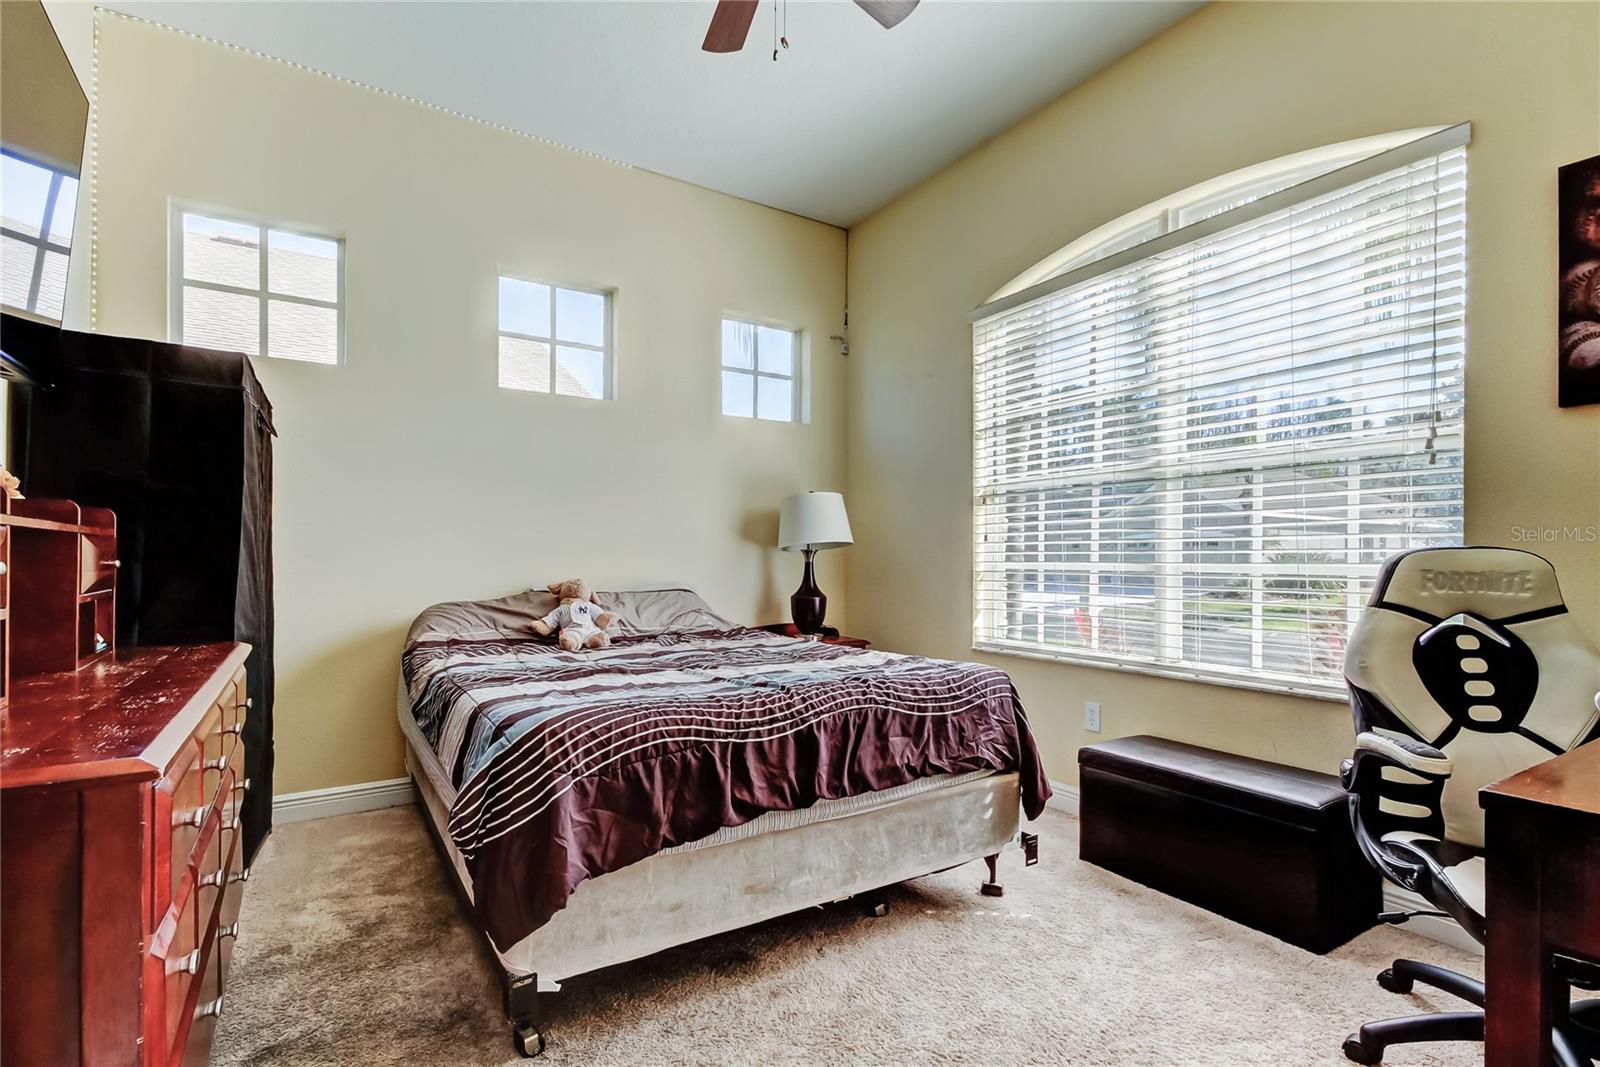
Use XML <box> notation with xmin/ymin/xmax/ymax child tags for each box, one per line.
<box><xmin>1339</xmin><ymin>547</ymin><xmax>1600</xmax><ymax>1066</ymax></box>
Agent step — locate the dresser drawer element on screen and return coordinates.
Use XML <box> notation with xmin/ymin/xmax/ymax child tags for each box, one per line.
<box><xmin>201</xmin><ymin>709</ymin><xmax>238</xmax><ymax>784</ymax></box>
<box><xmin>222</xmin><ymin>667</ymin><xmax>249</xmax><ymax>733</ymax></box>
<box><xmin>150</xmin><ymin>886</ymin><xmax>202</xmax><ymax>1053</ymax></box>
<box><xmin>180</xmin><ymin>933</ymin><xmax>224</xmax><ymax>1067</ymax></box>
<box><xmin>170</xmin><ymin>703</ymin><xmax>231</xmax><ymax>892</ymax></box>
<box><xmin>191</xmin><ymin>789</ymin><xmax>232</xmax><ymax>943</ymax></box>
<box><xmin>215</xmin><ymin>826</ymin><xmax>246</xmax><ymax>988</ymax></box>
<box><xmin>165</xmin><ymin>740</ymin><xmax>205</xmax><ymax>903</ymax></box>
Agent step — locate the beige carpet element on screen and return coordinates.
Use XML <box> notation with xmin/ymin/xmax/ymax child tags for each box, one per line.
<box><xmin>213</xmin><ymin>804</ymin><xmax>1485</xmax><ymax>1066</ymax></box>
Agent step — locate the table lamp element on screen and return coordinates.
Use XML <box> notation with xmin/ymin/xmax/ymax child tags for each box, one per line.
<box><xmin>778</xmin><ymin>491</ymin><xmax>853</xmax><ymax>635</ymax></box>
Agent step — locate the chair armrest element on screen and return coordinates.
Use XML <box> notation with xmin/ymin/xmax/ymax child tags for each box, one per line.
<box><xmin>1354</xmin><ymin>731</ymin><xmax>1453</xmax><ymax>779</ymax></box>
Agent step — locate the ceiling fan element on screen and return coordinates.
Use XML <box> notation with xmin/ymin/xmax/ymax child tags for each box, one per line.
<box><xmin>702</xmin><ymin>0</ymin><xmax>920</xmax><ymax>53</ymax></box>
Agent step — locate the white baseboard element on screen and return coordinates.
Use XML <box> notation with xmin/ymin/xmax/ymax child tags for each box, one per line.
<box><xmin>273</xmin><ymin>776</ymin><xmax>415</xmax><ymax>825</ymax></box>
<box><xmin>1045</xmin><ymin>778</ymin><xmax>1080</xmax><ymax>816</ymax></box>
<box><xmin>1381</xmin><ymin>883</ymin><xmax>1483</xmax><ymax>955</ymax></box>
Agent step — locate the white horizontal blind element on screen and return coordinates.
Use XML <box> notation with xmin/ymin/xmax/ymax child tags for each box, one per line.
<box><xmin>972</xmin><ymin>146</ymin><xmax>1467</xmax><ymax>697</ymax></box>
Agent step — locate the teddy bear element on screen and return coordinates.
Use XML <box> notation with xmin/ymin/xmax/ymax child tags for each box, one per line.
<box><xmin>530</xmin><ymin>578</ymin><xmax>618</xmax><ymax>652</ymax></box>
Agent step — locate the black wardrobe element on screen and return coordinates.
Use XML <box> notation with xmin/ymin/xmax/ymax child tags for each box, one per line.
<box><xmin>4</xmin><ymin>312</ymin><xmax>277</xmax><ymax>862</ymax></box>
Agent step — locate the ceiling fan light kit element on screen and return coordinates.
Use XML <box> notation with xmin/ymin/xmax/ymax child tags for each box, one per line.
<box><xmin>701</xmin><ymin>0</ymin><xmax>920</xmax><ymax>55</ymax></box>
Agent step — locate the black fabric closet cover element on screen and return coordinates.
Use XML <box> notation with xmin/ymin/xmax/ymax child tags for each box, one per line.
<box><xmin>4</xmin><ymin>313</ymin><xmax>276</xmax><ymax>862</ymax></box>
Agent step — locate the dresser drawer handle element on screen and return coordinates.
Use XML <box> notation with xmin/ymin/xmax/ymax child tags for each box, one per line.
<box><xmin>196</xmin><ymin>995</ymin><xmax>225</xmax><ymax>1020</ymax></box>
<box><xmin>173</xmin><ymin>807</ymin><xmax>207</xmax><ymax>828</ymax></box>
<box><xmin>232</xmin><ymin>868</ymin><xmax>252</xmax><ymax>885</ymax></box>
<box><xmin>224</xmin><ymin>815</ymin><xmax>243</xmax><ymax>833</ymax></box>
<box><xmin>221</xmin><ymin>724</ymin><xmax>245</xmax><ymax>737</ymax></box>
<box><xmin>233</xmin><ymin>777</ymin><xmax>252</xmax><ymax>795</ymax></box>
<box><xmin>166</xmin><ymin>949</ymin><xmax>201</xmax><ymax>976</ymax></box>
<box><xmin>203</xmin><ymin>756</ymin><xmax>229</xmax><ymax>772</ymax></box>
<box><xmin>219</xmin><ymin>922</ymin><xmax>240</xmax><ymax>940</ymax></box>
<box><xmin>199</xmin><ymin>871</ymin><xmax>227</xmax><ymax>889</ymax></box>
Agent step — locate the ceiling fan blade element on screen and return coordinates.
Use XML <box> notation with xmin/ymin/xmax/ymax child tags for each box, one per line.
<box><xmin>853</xmin><ymin>0</ymin><xmax>921</xmax><ymax>30</ymax></box>
<box><xmin>702</xmin><ymin>0</ymin><xmax>760</xmax><ymax>52</ymax></box>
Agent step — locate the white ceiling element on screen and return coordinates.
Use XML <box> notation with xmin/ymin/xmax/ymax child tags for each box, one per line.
<box><xmin>95</xmin><ymin>1</ymin><xmax>1200</xmax><ymax>227</ymax></box>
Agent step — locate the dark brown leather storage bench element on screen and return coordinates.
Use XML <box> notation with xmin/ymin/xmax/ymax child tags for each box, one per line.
<box><xmin>1079</xmin><ymin>735</ymin><xmax>1378</xmax><ymax>953</ymax></box>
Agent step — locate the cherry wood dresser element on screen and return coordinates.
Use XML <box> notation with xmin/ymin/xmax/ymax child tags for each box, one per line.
<box><xmin>1</xmin><ymin>642</ymin><xmax>252</xmax><ymax>1067</ymax></box>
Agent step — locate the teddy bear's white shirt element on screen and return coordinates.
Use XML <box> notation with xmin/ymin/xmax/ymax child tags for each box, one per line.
<box><xmin>538</xmin><ymin>600</ymin><xmax>610</xmax><ymax>649</ymax></box>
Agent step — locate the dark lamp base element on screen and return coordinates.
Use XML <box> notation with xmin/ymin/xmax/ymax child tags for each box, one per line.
<box><xmin>791</xmin><ymin>548</ymin><xmax>828</xmax><ymax>635</ymax></box>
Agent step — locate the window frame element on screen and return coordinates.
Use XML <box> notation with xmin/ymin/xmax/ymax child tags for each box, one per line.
<box><xmin>989</xmin><ymin>128</ymin><xmax>1440</xmax><ymax>306</ymax></box>
<box><xmin>970</xmin><ymin>126</ymin><xmax>1471</xmax><ymax>701</ymax></box>
<box><xmin>167</xmin><ymin>202</ymin><xmax>346</xmax><ymax>365</ymax></box>
<box><xmin>495</xmin><ymin>273</ymin><xmax>615</xmax><ymax>401</ymax></box>
<box><xmin>1</xmin><ymin>147</ymin><xmax>77</xmax><ymax>322</ymax></box>
<box><xmin>720</xmin><ymin>316</ymin><xmax>800</xmax><ymax>422</ymax></box>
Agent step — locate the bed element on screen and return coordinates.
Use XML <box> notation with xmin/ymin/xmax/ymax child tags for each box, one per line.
<box><xmin>397</xmin><ymin>586</ymin><xmax>1050</xmax><ymax>1056</ymax></box>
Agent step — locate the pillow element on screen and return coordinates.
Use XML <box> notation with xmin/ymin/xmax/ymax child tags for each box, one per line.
<box><xmin>405</xmin><ymin>588</ymin><xmax>558</xmax><ymax>644</ymax></box>
<box><xmin>406</xmin><ymin>585</ymin><xmax>733</xmax><ymax>645</ymax></box>
<box><xmin>595</xmin><ymin>586</ymin><xmax>734</xmax><ymax>632</ymax></box>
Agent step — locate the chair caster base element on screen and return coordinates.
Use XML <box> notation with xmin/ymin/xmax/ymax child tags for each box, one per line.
<box><xmin>1342</xmin><ymin>1034</ymin><xmax>1382</xmax><ymax>1064</ymax></box>
<box><xmin>980</xmin><ymin>882</ymin><xmax>1005</xmax><ymax>897</ymax></box>
<box><xmin>1377</xmin><ymin>967</ymin><xmax>1414</xmax><ymax>995</ymax></box>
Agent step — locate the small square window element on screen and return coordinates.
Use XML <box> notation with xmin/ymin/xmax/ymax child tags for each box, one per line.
<box><xmin>721</xmin><ymin>318</ymin><xmax>798</xmax><ymax>422</ymax></box>
<box><xmin>170</xmin><ymin>207</ymin><xmax>344</xmax><ymax>365</ymax></box>
<box><xmin>499</xmin><ymin>276</ymin><xmax>611</xmax><ymax>400</ymax></box>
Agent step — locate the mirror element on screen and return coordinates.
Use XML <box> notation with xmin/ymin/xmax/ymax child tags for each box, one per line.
<box><xmin>1</xmin><ymin>0</ymin><xmax>88</xmax><ymax>325</ymax></box>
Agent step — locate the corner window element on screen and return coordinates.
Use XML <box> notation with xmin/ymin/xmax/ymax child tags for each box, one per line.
<box><xmin>170</xmin><ymin>208</ymin><xmax>344</xmax><ymax>365</ymax></box>
<box><xmin>498</xmin><ymin>276</ymin><xmax>611</xmax><ymax>400</ymax></box>
<box><xmin>1</xmin><ymin>150</ymin><xmax>78</xmax><ymax>321</ymax></box>
<box><xmin>721</xmin><ymin>318</ymin><xmax>797</xmax><ymax>421</ymax></box>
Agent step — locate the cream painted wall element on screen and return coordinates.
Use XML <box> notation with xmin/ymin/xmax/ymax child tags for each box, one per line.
<box><xmin>845</xmin><ymin>2</ymin><xmax>1600</xmax><ymax>787</ymax></box>
<box><xmin>88</xmin><ymin>14</ymin><xmax>849</xmax><ymax>795</ymax></box>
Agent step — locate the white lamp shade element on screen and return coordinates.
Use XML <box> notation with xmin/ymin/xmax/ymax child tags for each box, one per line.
<box><xmin>778</xmin><ymin>492</ymin><xmax>853</xmax><ymax>551</ymax></box>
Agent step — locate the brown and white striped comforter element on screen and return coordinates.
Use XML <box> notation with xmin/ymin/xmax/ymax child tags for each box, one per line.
<box><xmin>402</xmin><ymin>622</ymin><xmax>1050</xmax><ymax>950</ymax></box>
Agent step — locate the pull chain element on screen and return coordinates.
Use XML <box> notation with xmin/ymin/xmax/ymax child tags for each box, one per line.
<box><xmin>773</xmin><ymin>0</ymin><xmax>788</xmax><ymax>61</ymax></box>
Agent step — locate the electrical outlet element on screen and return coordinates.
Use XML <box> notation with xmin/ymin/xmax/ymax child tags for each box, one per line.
<box><xmin>1084</xmin><ymin>701</ymin><xmax>1102</xmax><ymax>733</ymax></box>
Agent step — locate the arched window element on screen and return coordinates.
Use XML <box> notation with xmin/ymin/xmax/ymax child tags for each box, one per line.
<box><xmin>971</xmin><ymin>126</ymin><xmax>1469</xmax><ymax>697</ymax></box>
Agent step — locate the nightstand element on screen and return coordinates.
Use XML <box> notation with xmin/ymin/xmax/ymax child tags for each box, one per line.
<box><xmin>757</xmin><ymin>623</ymin><xmax>870</xmax><ymax>649</ymax></box>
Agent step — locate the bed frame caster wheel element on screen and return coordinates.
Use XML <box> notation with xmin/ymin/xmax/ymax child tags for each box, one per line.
<box><xmin>513</xmin><ymin>1023</ymin><xmax>546</xmax><ymax>1058</ymax></box>
<box><xmin>980</xmin><ymin>853</ymin><xmax>1004</xmax><ymax>897</ymax></box>
<box><xmin>1341</xmin><ymin>1034</ymin><xmax>1382</xmax><ymax>1064</ymax></box>
<box><xmin>1376</xmin><ymin>967</ymin><xmax>1413</xmax><ymax>995</ymax></box>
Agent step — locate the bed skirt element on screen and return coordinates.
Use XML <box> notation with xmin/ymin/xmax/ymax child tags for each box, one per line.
<box><xmin>407</xmin><ymin>741</ymin><xmax>1022</xmax><ymax>989</ymax></box>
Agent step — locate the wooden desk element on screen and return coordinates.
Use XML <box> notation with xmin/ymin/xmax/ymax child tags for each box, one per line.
<box><xmin>1480</xmin><ymin>741</ymin><xmax>1600</xmax><ymax>1067</ymax></box>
